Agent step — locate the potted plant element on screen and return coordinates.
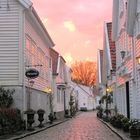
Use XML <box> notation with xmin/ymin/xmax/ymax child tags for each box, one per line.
<box><xmin>115</xmin><ymin>114</ymin><xmax>124</xmax><ymax>128</ymax></box>
<box><xmin>110</xmin><ymin>115</ymin><xmax>117</xmax><ymax>127</ymax></box>
<box><xmin>137</xmin><ymin>122</ymin><xmax>140</xmax><ymax>136</ymax></box>
<box><xmin>121</xmin><ymin>117</ymin><xmax>130</xmax><ymax>132</ymax></box>
<box><xmin>65</xmin><ymin>109</ymin><xmax>70</xmax><ymax>118</ymax></box>
<box><xmin>129</xmin><ymin>119</ymin><xmax>139</xmax><ymax>137</ymax></box>
<box><xmin>48</xmin><ymin>113</ymin><xmax>53</xmax><ymax>124</ymax></box>
<box><xmin>37</xmin><ymin>109</ymin><xmax>45</xmax><ymax>128</ymax></box>
<box><xmin>97</xmin><ymin>107</ymin><xmax>103</xmax><ymax>118</ymax></box>
<box><xmin>24</xmin><ymin>109</ymin><xmax>36</xmax><ymax>131</ymax></box>
<box><xmin>53</xmin><ymin>112</ymin><xmax>57</xmax><ymax>120</ymax></box>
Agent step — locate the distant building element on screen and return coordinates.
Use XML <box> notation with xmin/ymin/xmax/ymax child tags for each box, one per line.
<box><xmin>50</xmin><ymin>48</ymin><xmax>72</xmax><ymax>119</ymax></box>
<box><xmin>73</xmin><ymin>84</ymin><xmax>94</xmax><ymax>111</ymax></box>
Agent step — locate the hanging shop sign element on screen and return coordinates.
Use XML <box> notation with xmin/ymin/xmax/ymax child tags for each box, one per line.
<box><xmin>25</xmin><ymin>68</ymin><xmax>39</xmax><ymax>79</ymax></box>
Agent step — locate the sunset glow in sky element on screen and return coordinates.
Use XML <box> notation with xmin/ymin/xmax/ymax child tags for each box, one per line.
<box><xmin>32</xmin><ymin>0</ymin><xmax>112</xmax><ymax>65</ymax></box>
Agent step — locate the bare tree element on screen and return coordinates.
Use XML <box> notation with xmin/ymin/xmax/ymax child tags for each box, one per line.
<box><xmin>71</xmin><ymin>61</ymin><xmax>96</xmax><ymax>86</ymax></box>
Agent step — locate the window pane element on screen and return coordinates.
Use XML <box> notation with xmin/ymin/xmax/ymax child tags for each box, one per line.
<box><xmin>25</xmin><ymin>38</ymin><xmax>30</xmax><ymax>64</ymax></box>
<box><xmin>31</xmin><ymin>44</ymin><xmax>35</xmax><ymax>65</ymax></box>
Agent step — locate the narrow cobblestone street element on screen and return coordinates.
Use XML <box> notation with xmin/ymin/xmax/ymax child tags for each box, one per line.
<box><xmin>21</xmin><ymin>111</ymin><xmax>121</xmax><ymax>140</ymax></box>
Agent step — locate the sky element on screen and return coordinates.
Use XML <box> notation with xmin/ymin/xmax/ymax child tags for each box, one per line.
<box><xmin>32</xmin><ymin>0</ymin><xmax>113</xmax><ymax>66</ymax></box>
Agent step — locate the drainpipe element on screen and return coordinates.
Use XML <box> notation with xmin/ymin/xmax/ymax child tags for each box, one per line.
<box><xmin>64</xmin><ymin>90</ymin><xmax>66</xmax><ymax>114</ymax></box>
<box><xmin>22</xmin><ymin>9</ymin><xmax>26</xmax><ymax>114</ymax></box>
<box><xmin>132</xmin><ymin>36</ymin><xmax>137</xmax><ymax>118</ymax></box>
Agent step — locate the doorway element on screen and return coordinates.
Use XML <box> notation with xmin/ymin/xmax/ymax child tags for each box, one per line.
<box><xmin>125</xmin><ymin>81</ymin><xmax>130</xmax><ymax>119</ymax></box>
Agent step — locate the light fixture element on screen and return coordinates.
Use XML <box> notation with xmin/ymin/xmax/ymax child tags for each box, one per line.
<box><xmin>110</xmin><ymin>69</ymin><xmax>116</xmax><ymax>75</ymax></box>
<box><xmin>29</xmin><ymin>80</ymin><xmax>34</xmax><ymax>87</ymax></box>
<box><xmin>136</xmin><ymin>56</ymin><xmax>140</xmax><ymax>65</ymax></box>
<box><xmin>121</xmin><ymin>51</ymin><xmax>125</xmax><ymax>59</ymax></box>
<box><xmin>106</xmin><ymin>86</ymin><xmax>112</xmax><ymax>93</ymax></box>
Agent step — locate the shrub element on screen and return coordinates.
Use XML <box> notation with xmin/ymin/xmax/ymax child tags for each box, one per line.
<box><xmin>0</xmin><ymin>87</ymin><xmax>15</xmax><ymax>108</ymax></box>
<box><xmin>115</xmin><ymin>114</ymin><xmax>124</xmax><ymax>128</ymax></box>
<box><xmin>110</xmin><ymin>114</ymin><xmax>124</xmax><ymax>128</ymax></box>
<box><xmin>129</xmin><ymin>119</ymin><xmax>139</xmax><ymax>129</ymax></box>
<box><xmin>37</xmin><ymin>109</ymin><xmax>45</xmax><ymax>114</ymax></box>
<box><xmin>110</xmin><ymin>115</ymin><xmax>117</xmax><ymax>126</ymax></box>
<box><xmin>97</xmin><ymin>107</ymin><xmax>103</xmax><ymax>118</ymax></box>
<box><xmin>121</xmin><ymin>117</ymin><xmax>130</xmax><ymax>132</ymax></box>
<box><xmin>0</xmin><ymin>108</ymin><xmax>25</xmax><ymax>135</ymax></box>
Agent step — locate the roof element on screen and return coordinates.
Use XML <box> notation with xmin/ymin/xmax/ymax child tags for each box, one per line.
<box><xmin>17</xmin><ymin>0</ymin><xmax>55</xmax><ymax>47</ymax></box>
<box><xmin>106</xmin><ymin>22</ymin><xmax>116</xmax><ymax>70</ymax></box>
<box><xmin>49</xmin><ymin>48</ymin><xmax>59</xmax><ymax>75</ymax></box>
<box><xmin>76</xmin><ymin>84</ymin><xmax>93</xmax><ymax>97</ymax></box>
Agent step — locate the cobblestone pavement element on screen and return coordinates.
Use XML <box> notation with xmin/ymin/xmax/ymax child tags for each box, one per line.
<box><xmin>21</xmin><ymin>112</ymin><xmax>121</xmax><ymax>140</ymax></box>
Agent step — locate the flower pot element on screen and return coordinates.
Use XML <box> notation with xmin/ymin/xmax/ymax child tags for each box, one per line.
<box><xmin>137</xmin><ymin>128</ymin><xmax>140</xmax><ymax>137</ymax></box>
<box><xmin>24</xmin><ymin>109</ymin><xmax>36</xmax><ymax>131</ymax></box>
<box><xmin>38</xmin><ymin>113</ymin><xmax>44</xmax><ymax>127</ymax></box>
<box><xmin>48</xmin><ymin>113</ymin><xmax>53</xmax><ymax>124</ymax></box>
<box><xmin>123</xmin><ymin>126</ymin><xmax>129</xmax><ymax>132</ymax></box>
<box><xmin>37</xmin><ymin>109</ymin><xmax>45</xmax><ymax>128</ymax></box>
<box><xmin>129</xmin><ymin>127</ymin><xmax>139</xmax><ymax>137</ymax></box>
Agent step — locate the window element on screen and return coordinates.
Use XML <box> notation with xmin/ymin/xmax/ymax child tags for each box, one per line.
<box><xmin>61</xmin><ymin>90</ymin><xmax>64</xmax><ymax>103</ymax></box>
<box><xmin>25</xmin><ymin>36</ymin><xmax>36</xmax><ymax>66</ymax></box>
<box><xmin>31</xmin><ymin>43</ymin><xmax>35</xmax><ymax>65</ymax></box>
<box><xmin>49</xmin><ymin>58</ymin><xmax>52</xmax><ymax>68</ymax></box>
<box><xmin>57</xmin><ymin>88</ymin><xmax>61</xmax><ymax>102</ymax></box>
<box><xmin>45</xmin><ymin>56</ymin><xmax>49</xmax><ymax>81</ymax></box>
<box><xmin>25</xmin><ymin>38</ymin><xmax>30</xmax><ymax>65</ymax></box>
<box><xmin>37</xmin><ymin>48</ymin><xmax>44</xmax><ymax>78</ymax></box>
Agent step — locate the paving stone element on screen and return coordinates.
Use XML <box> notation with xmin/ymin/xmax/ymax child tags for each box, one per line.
<box><xmin>21</xmin><ymin>112</ymin><xmax>121</xmax><ymax>140</ymax></box>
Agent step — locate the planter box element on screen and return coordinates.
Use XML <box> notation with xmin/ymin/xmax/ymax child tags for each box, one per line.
<box><xmin>129</xmin><ymin>128</ymin><xmax>139</xmax><ymax>137</ymax></box>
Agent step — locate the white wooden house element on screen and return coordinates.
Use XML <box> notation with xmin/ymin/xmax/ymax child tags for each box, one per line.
<box><xmin>50</xmin><ymin>48</ymin><xmax>72</xmax><ymax>119</ymax></box>
<box><xmin>125</xmin><ymin>0</ymin><xmax>140</xmax><ymax>119</ymax></box>
<box><xmin>97</xmin><ymin>49</ymin><xmax>104</xmax><ymax>96</ymax></box>
<box><xmin>0</xmin><ymin>0</ymin><xmax>55</xmax><ymax>122</ymax></box>
<box><xmin>74</xmin><ymin>84</ymin><xmax>94</xmax><ymax>111</ymax></box>
<box><xmin>102</xmin><ymin>22</ymin><xmax>116</xmax><ymax>110</ymax></box>
<box><xmin>112</xmin><ymin>0</ymin><xmax>136</xmax><ymax>119</ymax></box>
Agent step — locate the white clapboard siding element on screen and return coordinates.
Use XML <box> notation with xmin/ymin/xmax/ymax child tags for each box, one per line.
<box><xmin>24</xmin><ymin>12</ymin><xmax>51</xmax><ymax>91</ymax></box>
<box><xmin>135</xmin><ymin>39</ymin><xmax>140</xmax><ymax>119</ymax></box>
<box><xmin>0</xmin><ymin>0</ymin><xmax>20</xmax><ymax>84</ymax></box>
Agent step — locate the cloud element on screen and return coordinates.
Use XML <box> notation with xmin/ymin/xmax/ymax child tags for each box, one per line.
<box><xmin>32</xmin><ymin>0</ymin><xmax>113</xmax><ymax>63</ymax></box>
<box><xmin>63</xmin><ymin>53</ymin><xmax>74</xmax><ymax>65</ymax></box>
<box><xmin>63</xmin><ymin>21</ymin><xmax>76</xmax><ymax>32</ymax></box>
<box><xmin>85</xmin><ymin>40</ymin><xmax>91</xmax><ymax>46</ymax></box>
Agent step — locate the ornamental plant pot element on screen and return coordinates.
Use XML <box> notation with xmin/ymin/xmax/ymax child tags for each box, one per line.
<box><xmin>37</xmin><ymin>109</ymin><xmax>45</xmax><ymax>128</ymax></box>
<box><xmin>129</xmin><ymin>127</ymin><xmax>139</xmax><ymax>137</ymax></box>
<box><xmin>48</xmin><ymin>113</ymin><xmax>53</xmax><ymax>124</ymax></box>
<box><xmin>24</xmin><ymin>109</ymin><xmax>36</xmax><ymax>131</ymax></box>
<box><xmin>0</xmin><ymin>124</ymin><xmax>2</xmax><ymax>135</ymax></box>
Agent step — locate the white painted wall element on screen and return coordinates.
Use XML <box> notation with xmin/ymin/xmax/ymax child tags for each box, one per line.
<box><xmin>75</xmin><ymin>85</ymin><xmax>94</xmax><ymax>110</ymax></box>
<box><xmin>0</xmin><ymin>0</ymin><xmax>21</xmax><ymax>85</ymax></box>
<box><xmin>0</xmin><ymin>0</ymin><xmax>54</xmax><ymax>121</ymax></box>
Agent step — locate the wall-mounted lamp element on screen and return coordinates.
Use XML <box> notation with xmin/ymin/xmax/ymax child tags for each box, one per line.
<box><xmin>136</xmin><ymin>56</ymin><xmax>140</xmax><ymax>65</ymax></box>
<box><xmin>121</xmin><ymin>51</ymin><xmax>125</xmax><ymax>59</ymax></box>
<box><xmin>110</xmin><ymin>69</ymin><xmax>116</xmax><ymax>75</ymax></box>
<box><xmin>106</xmin><ymin>86</ymin><xmax>112</xmax><ymax>94</ymax></box>
<box><xmin>29</xmin><ymin>80</ymin><xmax>34</xmax><ymax>87</ymax></box>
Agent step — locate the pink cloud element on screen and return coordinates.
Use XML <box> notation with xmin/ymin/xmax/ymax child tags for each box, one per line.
<box><xmin>32</xmin><ymin>0</ymin><xmax>112</xmax><ymax>65</ymax></box>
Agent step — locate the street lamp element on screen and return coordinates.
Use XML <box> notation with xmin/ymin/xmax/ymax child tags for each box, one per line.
<box><xmin>27</xmin><ymin>80</ymin><xmax>34</xmax><ymax>109</ymax></box>
<box><xmin>136</xmin><ymin>56</ymin><xmax>140</xmax><ymax>64</ymax></box>
<box><xmin>121</xmin><ymin>51</ymin><xmax>125</xmax><ymax>60</ymax></box>
<box><xmin>105</xmin><ymin>85</ymin><xmax>112</xmax><ymax>121</ymax></box>
<box><xmin>46</xmin><ymin>87</ymin><xmax>53</xmax><ymax>114</ymax></box>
